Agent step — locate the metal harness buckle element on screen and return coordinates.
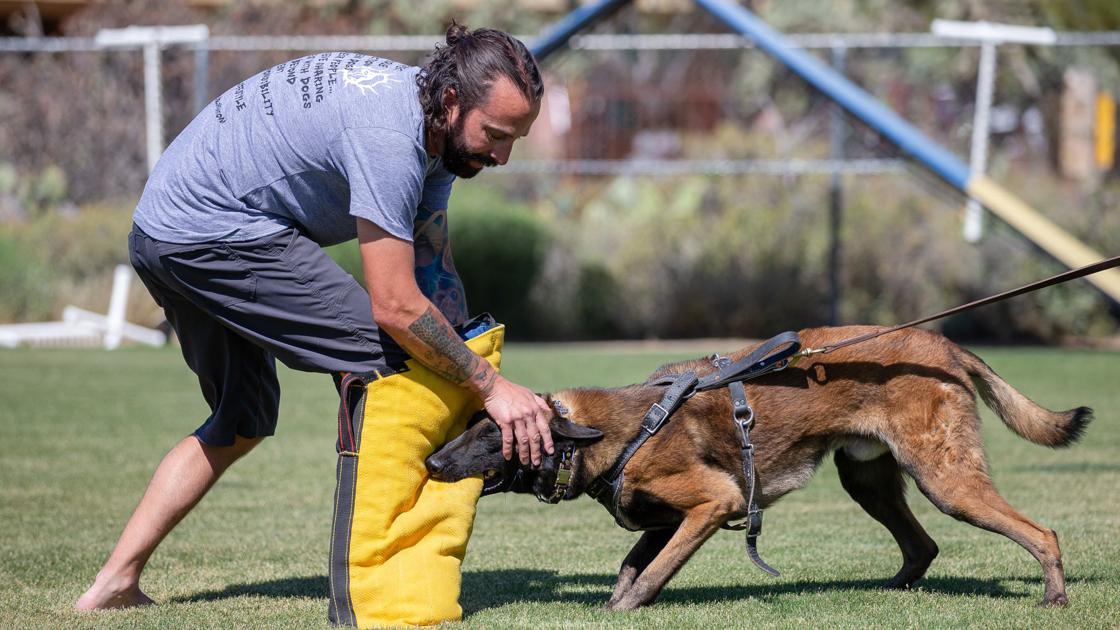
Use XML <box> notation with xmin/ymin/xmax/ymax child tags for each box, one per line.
<box><xmin>736</xmin><ymin>405</ymin><xmax>755</xmax><ymax>428</ymax></box>
<box><xmin>542</xmin><ymin>447</ymin><xmax>574</xmax><ymax>504</ymax></box>
<box><xmin>643</xmin><ymin>403</ymin><xmax>669</xmax><ymax>434</ymax></box>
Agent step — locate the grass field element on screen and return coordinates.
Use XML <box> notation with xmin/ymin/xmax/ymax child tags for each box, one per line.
<box><xmin>1</xmin><ymin>341</ymin><xmax>1118</xmax><ymax>629</ymax></box>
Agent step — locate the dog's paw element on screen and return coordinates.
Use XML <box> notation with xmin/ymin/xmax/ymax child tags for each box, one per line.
<box><xmin>605</xmin><ymin>598</ymin><xmax>640</xmax><ymax>612</ymax></box>
<box><xmin>1039</xmin><ymin>593</ymin><xmax>1069</xmax><ymax>608</ymax></box>
<box><xmin>884</xmin><ymin>573</ymin><xmax>919</xmax><ymax>590</ymax></box>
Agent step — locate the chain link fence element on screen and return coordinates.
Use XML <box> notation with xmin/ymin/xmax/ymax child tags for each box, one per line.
<box><xmin>2</xmin><ymin>28</ymin><xmax>1118</xmax><ymax>339</ymax></box>
<box><xmin>4</xmin><ymin>29</ymin><xmax>1118</xmax><ymax>204</ymax></box>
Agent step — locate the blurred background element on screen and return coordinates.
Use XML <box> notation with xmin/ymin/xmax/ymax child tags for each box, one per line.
<box><xmin>1</xmin><ymin>0</ymin><xmax>1119</xmax><ymax>343</ymax></box>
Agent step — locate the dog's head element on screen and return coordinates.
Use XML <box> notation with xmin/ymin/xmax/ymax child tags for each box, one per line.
<box><xmin>425</xmin><ymin>399</ymin><xmax>603</xmax><ymax>500</ymax></box>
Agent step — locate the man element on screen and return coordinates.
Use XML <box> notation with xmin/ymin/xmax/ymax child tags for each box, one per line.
<box><xmin>76</xmin><ymin>25</ymin><xmax>553</xmax><ymax>610</ymax></box>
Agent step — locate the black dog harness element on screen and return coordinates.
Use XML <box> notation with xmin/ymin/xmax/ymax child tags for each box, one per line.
<box><xmin>586</xmin><ymin>331</ymin><xmax>801</xmax><ymax>576</ymax></box>
<box><xmin>585</xmin><ymin>371</ymin><xmax>699</xmax><ymax>530</ymax></box>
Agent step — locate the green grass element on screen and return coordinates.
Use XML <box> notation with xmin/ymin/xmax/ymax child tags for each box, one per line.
<box><xmin>1</xmin><ymin>342</ymin><xmax>1118</xmax><ymax>628</ymax></box>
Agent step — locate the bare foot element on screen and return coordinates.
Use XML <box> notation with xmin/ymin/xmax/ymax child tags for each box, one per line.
<box><xmin>75</xmin><ymin>571</ymin><xmax>154</xmax><ymax>610</ymax></box>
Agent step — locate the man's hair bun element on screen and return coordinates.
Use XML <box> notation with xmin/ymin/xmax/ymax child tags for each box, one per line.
<box><xmin>418</xmin><ymin>22</ymin><xmax>544</xmax><ymax>135</ymax></box>
<box><xmin>446</xmin><ymin>22</ymin><xmax>470</xmax><ymax>46</ymax></box>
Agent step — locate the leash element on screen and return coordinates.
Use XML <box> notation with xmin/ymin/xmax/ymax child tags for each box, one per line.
<box><xmin>799</xmin><ymin>253</ymin><xmax>1120</xmax><ymax>357</ymax></box>
<box><xmin>694</xmin><ymin>331</ymin><xmax>801</xmax><ymax>391</ymax></box>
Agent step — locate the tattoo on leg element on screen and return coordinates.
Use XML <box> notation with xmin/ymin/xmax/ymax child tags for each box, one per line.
<box><xmin>407</xmin><ymin>305</ymin><xmax>480</xmax><ymax>384</ymax></box>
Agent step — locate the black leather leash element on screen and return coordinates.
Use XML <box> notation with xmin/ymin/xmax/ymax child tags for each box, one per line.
<box><xmin>802</xmin><ymin>253</ymin><xmax>1120</xmax><ymax>357</ymax></box>
<box><xmin>694</xmin><ymin>331</ymin><xmax>801</xmax><ymax>391</ymax></box>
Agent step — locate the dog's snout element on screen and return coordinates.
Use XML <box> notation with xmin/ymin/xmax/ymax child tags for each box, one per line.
<box><xmin>425</xmin><ymin>454</ymin><xmax>446</xmax><ymax>478</ymax></box>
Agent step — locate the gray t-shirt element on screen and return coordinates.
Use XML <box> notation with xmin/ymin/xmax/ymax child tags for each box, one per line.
<box><xmin>134</xmin><ymin>52</ymin><xmax>454</xmax><ymax>246</ymax></box>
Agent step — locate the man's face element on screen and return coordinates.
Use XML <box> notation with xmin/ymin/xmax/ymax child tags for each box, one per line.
<box><xmin>442</xmin><ymin>76</ymin><xmax>540</xmax><ymax>179</ymax></box>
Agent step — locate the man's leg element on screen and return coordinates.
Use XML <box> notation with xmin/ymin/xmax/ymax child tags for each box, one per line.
<box><xmin>77</xmin><ymin>229</ymin><xmax>284</xmax><ymax>610</ymax></box>
<box><xmin>76</xmin><ymin>434</ymin><xmax>262</xmax><ymax>610</ymax></box>
<box><xmin>77</xmin><ymin>227</ymin><xmax>392</xmax><ymax>610</ymax></box>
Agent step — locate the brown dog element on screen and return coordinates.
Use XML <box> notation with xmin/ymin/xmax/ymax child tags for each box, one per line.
<box><xmin>426</xmin><ymin>326</ymin><xmax>1090</xmax><ymax>610</ymax></box>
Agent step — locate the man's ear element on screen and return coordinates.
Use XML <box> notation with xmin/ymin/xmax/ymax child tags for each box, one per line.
<box><xmin>442</xmin><ymin>87</ymin><xmax>460</xmax><ymax>124</ymax></box>
<box><xmin>551</xmin><ymin>417</ymin><xmax>603</xmax><ymax>445</ymax></box>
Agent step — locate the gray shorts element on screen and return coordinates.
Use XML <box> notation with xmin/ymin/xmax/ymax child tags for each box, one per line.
<box><xmin>128</xmin><ymin>224</ymin><xmax>408</xmax><ymax>446</ymax></box>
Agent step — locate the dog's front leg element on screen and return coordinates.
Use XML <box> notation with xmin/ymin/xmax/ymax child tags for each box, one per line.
<box><xmin>607</xmin><ymin>527</ymin><xmax>676</xmax><ymax>608</ymax></box>
<box><xmin>607</xmin><ymin>505</ymin><xmax>727</xmax><ymax>611</ymax></box>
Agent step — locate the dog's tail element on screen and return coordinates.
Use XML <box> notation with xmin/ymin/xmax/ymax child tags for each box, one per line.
<box><xmin>954</xmin><ymin>346</ymin><xmax>1091</xmax><ymax>447</ymax></box>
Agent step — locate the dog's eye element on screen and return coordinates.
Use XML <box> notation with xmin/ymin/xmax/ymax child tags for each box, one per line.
<box><xmin>483</xmin><ymin>469</ymin><xmax>497</xmax><ymax>479</ymax></box>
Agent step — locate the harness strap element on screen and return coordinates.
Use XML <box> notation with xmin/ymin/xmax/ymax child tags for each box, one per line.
<box><xmin>737</xmin><ymin>418</ymin><xmax>779</xmax><ymax>576</ymax></box>
<box><xmin>586</xmin><ymin>370</ymin><xmax>699</xmax><ymax>526</ymax></box>
<box><xmin>586</xmin><ymin>332</ymin><xmax>798</xmax><ymax>540</ymax></box>
<box><xmin>694</xmin><ymin>331</ymin><xmax>801</xmax><ymax>391</ymax></box>
<box><xmin>716</xmin><ymin>360</ymin><xmax>780</xmax><ymax>577</ymax></box>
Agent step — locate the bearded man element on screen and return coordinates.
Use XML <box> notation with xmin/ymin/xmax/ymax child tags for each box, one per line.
<box><xmin>77</xmin><ymin>24</ymin><xmax>553</xmax><ymax>610</ymax></box>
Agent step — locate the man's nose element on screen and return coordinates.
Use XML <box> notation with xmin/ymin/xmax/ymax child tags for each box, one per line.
<box><xmin>490</xmin><ymin>140</ymin><xmax>514</xmax><ymax>165</ymax></box>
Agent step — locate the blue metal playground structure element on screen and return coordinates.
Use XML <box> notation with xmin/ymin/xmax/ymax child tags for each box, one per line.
<box><xmin>528</xmin><ymin>0</ymin><xmax>1120</xmax><ymax>305</ymax></box>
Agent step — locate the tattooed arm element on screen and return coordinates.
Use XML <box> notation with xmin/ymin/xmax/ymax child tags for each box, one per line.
<box><xmin>357</xmin><ymin>218</ymin><xmax>553</xmax><ymax>464</ymax></box>
<box><xmin>412</xmin><ymin>205</ymin><xmax>468</xmax><ymax>326</ymax></box>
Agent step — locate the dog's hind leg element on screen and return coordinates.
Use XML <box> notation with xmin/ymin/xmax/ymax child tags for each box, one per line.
<box><xmin>835</xmin><ymin>449</ymin><xmax>938</xmax><ymax>588</ymax></box>
<box><xmin>896</xmin><ymin>411</ymin><xmax>1068</xmax><ymax>607</ymax></box>
<box><xmin>607</xmin><ymin>527</ymin><xmax>676</xmax><ymax>608</ymax></box>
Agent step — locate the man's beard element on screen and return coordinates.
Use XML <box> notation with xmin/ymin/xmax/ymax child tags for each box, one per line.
<box><xmin>441</xmin><ymin>115</ymin><xmax>496</xmax><ymax>179</ymax></box>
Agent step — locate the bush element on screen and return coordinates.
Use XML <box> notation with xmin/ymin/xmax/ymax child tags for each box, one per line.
<box><xmin>0</xmin><ymin>201</ymin><xmax>154</xmax><ymax>325</ymax></box>
<box><xmin>3</xmin><ymin>167</ymin><xmax>1117</xmax><ymax>343</ymax></box>
<box><xmin>448</xmin><ymin>186</ymin><xmax>551</xmax><ymax>339</ymax></box>
<box><xmin>529</xmin><ymin>173</ymin><xmax>814</xmax><ymax>340</ymax></box>
<box><xmin>484</xmin><ymin>161</ymin><xmax>1120</xmax><ymax>342</ymax></box>
<box><xmin>18</xmin><ymin>202</ymin><xmax>133</xmax><ymax>280</ymax></box>
<box><xmin>325</xmin><ymin>241</ymin><xmax>364</xmax><ymax>286</ymax></box>
<box><xmin>0</xmin><ymin>233</ymin><xmax>53</xmax><ymax>323</ymax></box>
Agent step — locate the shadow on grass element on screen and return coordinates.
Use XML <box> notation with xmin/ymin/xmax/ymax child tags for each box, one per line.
<box><xmin>171</xmin><ymin>575</ymin><xmax>328</xmax><ymax>603</ymax></box>
<box><xmin>172</xmin><ymin>570</ymin><xmax>1093</xmax><ymax>609</ymax></box>
<box><xmin>459</xmin><ymin>570</ymin><xmax>1049</xmax><ymax>611</ymax></box>
<box><xmin>1004</xmin><ymin>462</ymin><xmax>1120</xmax><ymax>473</ymax></box>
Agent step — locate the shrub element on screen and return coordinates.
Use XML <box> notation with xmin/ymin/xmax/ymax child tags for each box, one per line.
<box><xmin>490</xmin><ymin>162</ymin><xmax>1119</xmax><ymax>342</ymax></box>
<box><xmin>0</xmin><ymin>232</ymin><xmax>53</xmax><ymax>323</ymax></box>
<box><xmin>18</xmin><ymin>202</ymin><xmax>133</xmax><ymax>280</ymax></box>
<box><xmin>448</xmin><ymin>186</ymin><xmax>551</xmax><ymax>339</ymax></box>
<box><xmin>325</xmin><ymin>241</ymin><xmax>364</xmax><ymax>286</ymax></box>
<box><xmin>0</xmin><ymin>201</ymin><xmax>151</xmax><ymax>324</ymax></box>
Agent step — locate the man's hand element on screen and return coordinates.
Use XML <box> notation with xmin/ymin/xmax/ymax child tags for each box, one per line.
<box><xmin>480</xmin><ymin>375</ymin><xmax>555</xmax><ymax>466</ymax></box>
<box><xmin>357</xmin><ymin>217</ymin><xmax>554</xmax><ymax>466</ymax></box>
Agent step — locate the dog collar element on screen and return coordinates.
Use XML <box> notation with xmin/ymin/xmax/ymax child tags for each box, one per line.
<box><xmin>536</xmin><ymin>444</ymin><xmax>574</xmax><ymax>504</ymax></box>
<box><xmin>538</xmin><ymin>396</ymin><xmax>577</xmax><ymax>504</ymax></box>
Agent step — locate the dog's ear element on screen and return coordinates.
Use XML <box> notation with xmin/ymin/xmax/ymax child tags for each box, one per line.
<box><xmin>551</xmin><ymin>417</ymin><xmax>603</xmax><ymax>444</ymax></box>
